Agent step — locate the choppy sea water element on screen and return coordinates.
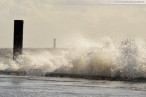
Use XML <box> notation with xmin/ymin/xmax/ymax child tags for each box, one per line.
<box><xmin>0</xmin><ymin>75</ymin><xmax>146</xmax><ymax>97</ymax></box>
<box><xmin>0</xmin><ymin>39</ymin><xmax>146</xmax><ymax>96</ymax></box>
<box><xmin>0</xmin><ymin>39</ymin><xmax>146</xmax><ymax>79</ymax></box>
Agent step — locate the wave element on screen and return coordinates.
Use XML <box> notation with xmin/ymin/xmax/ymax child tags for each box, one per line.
<box><xmin>0</xmin><ymin>38</ymin><xmax>146</xmax><ymax>79</ymax></box>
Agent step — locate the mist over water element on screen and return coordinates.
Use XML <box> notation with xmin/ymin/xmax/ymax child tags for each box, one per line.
<box><xmin>0</xmin><ymin>37</ymin><xmax>146</xmax><ymax>79</ymax></box>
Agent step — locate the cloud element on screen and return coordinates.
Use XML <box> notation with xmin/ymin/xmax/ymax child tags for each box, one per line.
<box><xmin>0</xmin><ymin>0</ymin><xmax>146</xmax><ymax>47</ymax></box>
<box><xmin>45</xmin><ymin>0</ymin><xmax>113</xmax><ymax>5</ymax></box>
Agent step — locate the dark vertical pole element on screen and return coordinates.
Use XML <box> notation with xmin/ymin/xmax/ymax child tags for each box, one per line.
<box><xmin>53</xmin><ymin>38</ymin><xmax>56</xmax><ymax>49</ymax></box>
<box><xmin>13</xmin><ymin>20</ymin><xmax>23</xmax><ymax>60</ymax></box>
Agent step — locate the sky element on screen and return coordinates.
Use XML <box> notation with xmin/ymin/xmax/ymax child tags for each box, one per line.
<box><xmin>0</xmin><ymin>0</ymin><xmax>146</xmax><ymax>48</ymax></box>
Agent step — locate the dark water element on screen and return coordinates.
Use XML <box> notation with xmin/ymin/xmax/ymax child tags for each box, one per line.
<box><xmin>0</xmin><ymin>75</ymin><xmax>146</xmax><ymax>97</ymax></box>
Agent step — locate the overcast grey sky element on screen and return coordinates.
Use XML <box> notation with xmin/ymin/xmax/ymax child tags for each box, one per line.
<box><xmin>0</xmin><ymin>0</ymin><xmax>146</xmax><ymax>48</ymax></box>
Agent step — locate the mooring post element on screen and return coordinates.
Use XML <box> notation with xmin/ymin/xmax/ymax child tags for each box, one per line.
<box><xmin>13</xmin><ymin>20</ymin><xmax>23</xmax><ymax>60</ymax></box>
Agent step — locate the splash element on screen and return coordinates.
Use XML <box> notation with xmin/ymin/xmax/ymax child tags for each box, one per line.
<box><xmin>0</xmin><ymin>38</ymin><xmax>146</xmax><ymax>79</ymax></box>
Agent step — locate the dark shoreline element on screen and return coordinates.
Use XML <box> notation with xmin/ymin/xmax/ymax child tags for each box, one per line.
<box><xmin>0</xmin><ymin>70</ymin><xmax>146</xmax><ymax>82</ymax></box>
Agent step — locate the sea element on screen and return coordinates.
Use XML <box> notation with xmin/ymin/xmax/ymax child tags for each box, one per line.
<box><xmin>0</xmin><ymin>75</ymin><xmax>146</xmax><ymax>97</ymax></box>
<box><xmin>0</xmin><ymin>39</ymin><xmax>146</xmax><ymax>97</ymax></box>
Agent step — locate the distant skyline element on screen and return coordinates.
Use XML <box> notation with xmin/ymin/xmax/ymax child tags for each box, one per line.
<box><xmin>0</xmin><ymin>0</ymin><xmax>146</xmax><ymax>48</ymax></box>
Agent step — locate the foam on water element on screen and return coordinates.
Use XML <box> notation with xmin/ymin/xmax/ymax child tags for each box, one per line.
<box><xmin>0</xmin><ymin>38</ymin><xmax>146</xmax><ymax>79</ymax></box>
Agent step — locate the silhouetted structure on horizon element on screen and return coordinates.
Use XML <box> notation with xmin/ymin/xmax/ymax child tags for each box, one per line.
<box><xmin>53</xmin><ymin>38</ymin><xmax>56</xmax><ymax>49</ymax></box>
